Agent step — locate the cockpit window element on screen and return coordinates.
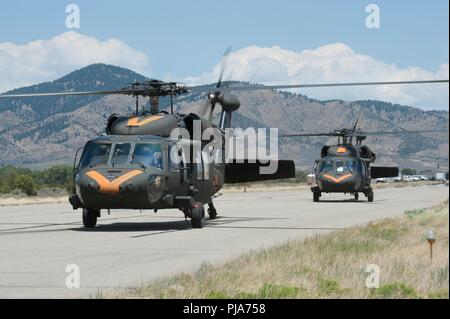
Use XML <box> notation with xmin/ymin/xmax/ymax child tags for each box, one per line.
<box><xmin>79</xmin><ymin>143</ymin><xmax>111</xmax><ymax>168</ymax></box>
<box><xmin>319</xmin><ymin>160</ymin><xmax>334</xmax><ymax>173</ymax></box>
<box><xmin>111</xmin><ymin>143</ymin><xmax>131</xmax><ymax>166</ymax></box>
<box><xmin>338</xmin><ymin>160</ymin><xmax>359</xmax><ymax>173</ymax></box>
<box><xmin>131</xmin><ymin>143</ymin><xmax>163</xmax><ymax>170</ymax></box>
<box><xmin>320</xmin><ymin>159</ymin><xmax>361</xmax><ymax>174</ymax></box>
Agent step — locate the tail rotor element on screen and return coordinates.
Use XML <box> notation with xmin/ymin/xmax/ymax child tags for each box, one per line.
<box><xmin>198</xmin><ymin>46</ymin><xmax>241</xmax><ymax>128</ymax></box>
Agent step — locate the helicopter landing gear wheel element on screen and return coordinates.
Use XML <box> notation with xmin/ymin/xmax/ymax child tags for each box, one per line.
<box><xmin>354</xmin><ymin>193</ymin><xmax>359</xmax><ymax>201</ymax></box>
<box><xmin>313</xmin><ymin>189</ymin><xmax>321</xmax><ymax>202</ymax></box>
<box><xmin>82</xmin><ymin>208</ymin><xmax>98</xmax><ymax>228</ymax></box>
<box><xmin>367</xmin><ymin>191</ymin><xmax>374</xmax><ymax>203</ymax></box>
<box><xmin>191</xmin><ymin>203</ymin><xmax>205</xmax><ymax>229</ymax></box>
<box><xmin>207</xmin><ymin>202</ymin><xmax>217</xmax><ymax>220</ymax></box>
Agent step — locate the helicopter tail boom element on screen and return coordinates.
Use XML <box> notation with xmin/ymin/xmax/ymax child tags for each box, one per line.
<box><xmin>225</xmin><ymin>160</ymin><xmax>296</xmax><ymax>184</ymax></box>
<box><xmin>370</xmin><ymin>166</ymin><xmax>399</xmax><ymax>179</ymax></box>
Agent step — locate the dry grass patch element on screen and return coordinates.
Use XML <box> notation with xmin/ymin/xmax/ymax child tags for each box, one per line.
<box><xmin>222</xmin><ymin>180</ymin><xmax>442</xmax><ymax>193</ymax></box>
<box><xmin>109</xmin><ymin>200</ymin><xmax>449</xmax><ymax>299</ymax></box>
<box><xmin>0</xmin><ymin>195</ymin><xmax>68</xmax><ymax>206</ymax></box>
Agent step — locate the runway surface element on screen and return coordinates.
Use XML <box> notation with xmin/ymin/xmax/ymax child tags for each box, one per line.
<box><xmin>0</xmin><ymin>184</ymin><xmax>448</xmax><ymax>298</ymax></box>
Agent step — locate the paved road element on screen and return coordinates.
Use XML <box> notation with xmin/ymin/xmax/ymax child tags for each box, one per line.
<box><xmin>0</xmin><ymin>185</ymin><xmax>448</xmax><ymax>298</ymax></box>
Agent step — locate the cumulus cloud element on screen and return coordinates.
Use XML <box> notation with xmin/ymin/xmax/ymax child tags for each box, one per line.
<box><xmin>0</xmin><ymin>31</ymin><xmax>150</xmax><ymax>92</ymax></box>
<box><xmin>184</xmin><ymin>44</ymin><xmax>449</xmax><ymax>110</ymax></box>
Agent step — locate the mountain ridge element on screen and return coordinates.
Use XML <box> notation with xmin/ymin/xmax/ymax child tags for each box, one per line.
<box><xmin>0</xmin><ymin>64</ymin><xmax>448</xmax><ymax>170</ymax></box>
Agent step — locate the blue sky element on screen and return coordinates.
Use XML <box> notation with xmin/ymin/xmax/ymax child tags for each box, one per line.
<box><xmin>0</xmin><ymin>0</ymin><xmax>448</xmax><ymax>109</ymax></box>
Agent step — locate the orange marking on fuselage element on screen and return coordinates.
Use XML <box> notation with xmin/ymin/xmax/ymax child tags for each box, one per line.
<box><xmin>127</xmin><ymin>115</ymin><xmax>163</xmax><ymax>127</ymax></box>
<box><xmin>86</xmin><ymin>170</ymin><xmax>143</xmax><ymax>194</ymax></box>
<box><xmin>323</xmin><ymin>173</ymin><xmax>353</xmax><ymax>183</ymax></box>
<box><xmin>337</xmin><ymin>147</ymin><xmax>347</xmax><ymax>153</ymax></box>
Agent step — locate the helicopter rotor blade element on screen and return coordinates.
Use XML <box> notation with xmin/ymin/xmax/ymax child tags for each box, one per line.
<box><xmin>216</xmin><ymin>45</ymin><xmax>233</xmax><ymax>89</ymax></box>
<box><xmin>352</xmin><ymin>114</ymin><xmax>361</xmax><ymax>131</ymax></box>
<box><xmin>280</xmin><ymin>129</ymin><xmax>448</xmax><ymax>138</ymax></box>
<box><xmin>204</xmin><ymin>79</ymin><xmax>449</xmax><ymax>93</ymax></box>
<box><xmin>354</xmin><ymin>129</ymin><xmax>449</xmax><ymax>136</ymax></box>
<box><xmin>197</xmin><ymin>46</ymin><xmax>233</xmax><ymax>118</ymax></box>
<box><xmin>197</xmin><ymin>96</ymin><xmax>215</xmax><ymax>119</ymax></box>
<box><xmin>0</xmin><ymin>89</ymin><xmax>136</xmax><ymax>99</ymax></box>
<box><xmin>280</xmin><ymin>133</ymin><xmax>333</xmax><ymax>137</ymax></box>
<box><xmin>1</xmin><ymin>79</ymin><xmax>448</xmax><ymax>99</ymax></box>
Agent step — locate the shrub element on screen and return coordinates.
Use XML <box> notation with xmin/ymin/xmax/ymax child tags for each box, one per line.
<box><xmin>317</xmin><ymin>279</ymin><xmax>342</xmax><ymax>295</ymax></box>
<box><xmin>375</xmin><ymin>283</ymin><xmax>417</xmax><ymax>298</ymax></box>
<box><xmin>14</xmin><ymin>175</ymin><xmax>37</xmax><ymax>196</ymax></box>
<box><xmin>0</xmin><ymin>164</ymin><xmax>73</xmax><ymax>196</ymax></box>
<box><xmin>258</xmin><ymin>283</ymin><xmax>303</xmax><ymax>298</ymax></box>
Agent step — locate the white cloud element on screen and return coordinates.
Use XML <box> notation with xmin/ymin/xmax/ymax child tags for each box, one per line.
<box><xmin>1</xmin><ymin>35</ymin><xmax>447</xmax><ymax>110</ymax></box>
<box><xmin>184</xmin><ymin>44</ymin><xmax>449</xmax><ymax>110</ymax></box>
<box><xmin>0</xmin><ymin>31</ymin><xmax>150</xmax><ymax>92</ymax></box>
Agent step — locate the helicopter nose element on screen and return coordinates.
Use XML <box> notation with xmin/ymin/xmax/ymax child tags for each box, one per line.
<box><xmin>76</xmin><ymin>170</ymin><xmax>165</xmax><ymax>209</ymax></box>
<box><xmin>322</xmin><ymin>173</ymin><xmax>353</xmax><ymax>183</ymax></box>
<box><xmin>80</xmin><ymin>170</ymin><xmax>143</xmax><ymax>194</ymax></box>
<box><xmin>318</xmin><ymin>173</ymin><xmax>360</xmax><ymax>192</ymax></box>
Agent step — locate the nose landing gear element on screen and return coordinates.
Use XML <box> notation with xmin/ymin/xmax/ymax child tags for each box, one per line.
<box><xmin>313</xmin><ymin>188</ymin><xmax>321</xmax><ymax>202</ymax></box>
<box><xmin>190</xmin><ymin>203</ymin><xmax>205</xmax><ymax>229</ymax></box>
<box><xmin>82</xmin><ymin>208</ymin><xmax>100</xmax><ymax>228</ymax></box>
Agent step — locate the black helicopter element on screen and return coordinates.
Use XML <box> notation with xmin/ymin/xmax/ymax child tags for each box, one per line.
<box><xmin>0</xmin><ymin>75</ymin><xmax>298</xmax><ymax>229</ymax></box>
<box><xmin>282</xmin><ymin>119</ymin><xmax>448</xmax><ymax>202</ymax></box>
<box><xmin>0</xmin><ymin>50</ymin><xmax>448</xmax><ymax>228</ymax></box>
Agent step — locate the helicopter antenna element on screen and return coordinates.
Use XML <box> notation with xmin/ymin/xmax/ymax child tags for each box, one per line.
<box><xmin>248</xmin><ymin>66</ymin><xmax>262</xmax><ymax>83</ymax></box>
<box><xmin>349</xmin><ymin>114</ymin><xmax>361</xmax><ymax>144</ymax></box>
<box><xmin>71</xmin><ymin>119</ymin><xmax>100</xmax><ymax>136</ymax></box>
<box><xmin>352</xmin><ymin>114</ymin><xmax>361</xmax><ymax>131</ymax></box>
<box><xmin>135</xmin><ymin>96</ymin><xmax>139</xmax><ymax>114</ymax></box>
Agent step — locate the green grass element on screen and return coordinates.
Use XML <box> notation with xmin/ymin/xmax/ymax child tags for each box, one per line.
<box><xmin>109</xmin><ymin>200</ymin><xmax>449</xmax><ymax>299</ymax></box>
<box><xmin>375</xmin><ymin>283</ymin><xmax>418</xmax><ymax>298</ymax></box>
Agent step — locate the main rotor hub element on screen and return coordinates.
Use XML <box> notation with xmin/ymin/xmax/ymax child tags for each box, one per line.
<box><xmin>123</xmin><ymin>80</ymin><xmax>189</xmax><ymax>114</ymax></box>
<box><xmin>329</xmin><ymin>128</ymin><xmax>367</xmax><ymax>146</ymax></box>
<box><xmin>123</xmin><ymin>80</ymin><xmax>189</xmax><ymax>97</ymax></box>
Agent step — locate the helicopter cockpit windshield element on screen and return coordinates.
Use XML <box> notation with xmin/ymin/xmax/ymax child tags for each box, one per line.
<box><xmin>78</xmin><ymin>141</ymin><xmax>164</xmax><ymax>170</ymax></box>
<box><xmin>79</xmin><ymin>143</ymin><xmax>112</xmax><ymax>169</ymax></box>
<box><xmin>319</xmin><ymin>159</ymin><xmax>361</xmax><ymax>175</ymax></box>
<box><xmin>131</xmin><ymin>143</ymin><xmax>163</xmax><ymax>170</ymax></box>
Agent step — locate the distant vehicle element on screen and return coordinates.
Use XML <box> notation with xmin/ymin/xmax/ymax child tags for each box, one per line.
<box><xmin>306</xmin><ymin>173</ymin><xmax>316</xmax><ymax>185</ymax></box>
<box><xmin>436</xmin><ymin>172</ymin><xmax>448</xmax><ymax>181</ymax></box>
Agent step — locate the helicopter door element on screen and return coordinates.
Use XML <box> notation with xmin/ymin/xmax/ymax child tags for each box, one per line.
<box><xmin>202</xmin><ymin>149</ymin><xmax>214</xmax><ymax>195</ymax></box>
<box><xmin>180</xmin><ymin>147</ymin><xmax>191</xmax><ymax>184</ymax></box>
<box><xmin>166</xmin><ymin>145</ymin><xmax>185</xmax><ymax>195</ymax></box>
<box><xmin>361</xmin><ymin>161</ymin><xmax>370</xmax><ymax>186</ymax></box>
<box><xmin>192</xmin><ymin>149</ymin><xmax>213</xmax><ymax>203</ymax></box>
<box><xmin>73</xmin><ymin>147</ymin><xmax>84</xmax><ymax>177</ymax></box>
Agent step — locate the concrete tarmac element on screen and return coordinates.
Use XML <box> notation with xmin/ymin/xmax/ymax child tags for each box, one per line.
<box><xmin>0</xmin><ymin>184</ymin><xmax>447</xmax><ymax>298</ymax></box>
